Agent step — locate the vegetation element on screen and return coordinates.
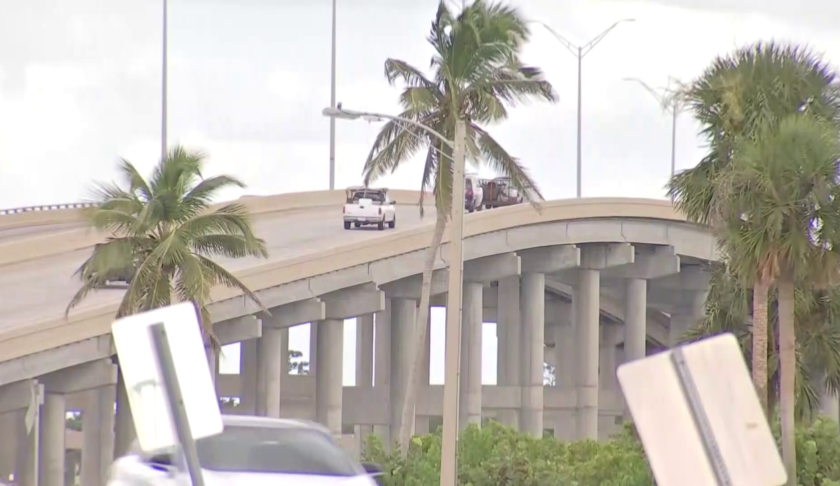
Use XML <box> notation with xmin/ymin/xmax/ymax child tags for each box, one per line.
<box><xmin>67</xmin><ymin>146</ymin><xmax>269</xmax><ymax>342</ymax></box>
<box><xmin>362</xmin><ymin>420</ymin><xmax>840</xmax><ymax>486</ymax></box>
<box><xmin>667</xmin><ymin>41</ymin><xmax>840</xmax><ymax>484</ymax></box>
<box><xmin>362</xmin><ymin>0</ymin><xmax>557</xmax><ymax>456</ymax></box>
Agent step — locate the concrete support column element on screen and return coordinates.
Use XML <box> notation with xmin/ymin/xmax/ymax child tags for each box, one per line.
<box><xmin>575</xmin><ymin>268</ymin><xmax>600</xmax><ymax>440</ymax></box>
<box><xmin>205</xmin><ymin>345</ymin><xmax>219</xmax><ymax>388</ymax></box>
<box><xmin>114</xmin><ymin>368</ymin><xmax>136</xmax><ymax>459</ymax></box>
<box><xmin>554</xmin><ymin>322</ymin><xmax>576</xmax><ymax>440</ymax></box>
<box><xmin>39</xmin><ymin>393</ymin><xmax>65</xmax><ymax>486</ymax></box>
<box><xmin>240</xmin><ymin>340</ymin><xmax>258</xmax><ymax>414</ymax></box>
<box><xmin>14</xmin><ymin>407</ymin><xmax>38</xmax><ymax>486</ymax></box>
<box><xmin>373</xmin><ymin>300</ymin><xmax>392</xmax><ymax>444</ymax></box>
<box><xmin>599</xmin><ymin>325</ymin><xmax>619</xmax><ymax>393</ymax></box>
<box><xmin>669</xmin><ymin>291</ymin><xmax>708</xmax><ymax>347</ymax></box>
<box><xmin>280</xmin><ymin>328</ymin><xmax>290</xmax><ymax>378</ymax></box>
<box><xmin>624</xmin><ymin>278</ymin><xmax>647</xmax><ymax>419</ymax></box>
<box><xmin>315</xmin><ymin>319</ymin><xmax>344</xmax><ymax>435</ymax></box>
<box><xmin>415</xmin><ymin>308</ymin><xmax>432</xmax><ymax>435</ymax></box>
<box><xmin>497</xmin><ymin>276</ymin><xmax>520</xmax><ymax>429</ymax></box>
<box><xmin>624</xmin><ymin>278</ymin><xmax>647</xmax><ymax>363</ymax></box>
<box><xmin>309</xmin><ymin>322</ymin><xmax>319</xmax><ymax>377</ymax></box>
<box><xmin>355</xmin><ymin>314</ymin><xmax>375</xmax><ymax>451</ymax></box>
<box><xmin>460</xmin><ymin>282</ymin><xmax>483</xmax><ymax>429</ymax></box>
<box><xmin>81</xmin><ymin>386</ymin><xmax>115</xmax><ymax>486</ymax></box>
<box><xmin>520</xmin><ymin>272</ymin><xmax>545</xmax><ymax>437</ymax></box>
<box><xmin>0</xmin><ymin>413</ymin><xmax>16</xmax><ymax>482</ymax></box>
<box><xmin>390</xmin><ymin>298</ymin><xmax>417</xmax><ymax>442</ymax></box>
<box><xmin>257</xmin><ymin>327</ymin><xmax>283</xmax><ymax>418</ymax></box>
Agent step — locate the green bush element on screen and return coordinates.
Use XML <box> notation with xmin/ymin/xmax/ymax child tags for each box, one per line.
<box><xmin>361</xmin><ymin>418</ymin><xmax>840</xmax><ymax>486</ymax></box>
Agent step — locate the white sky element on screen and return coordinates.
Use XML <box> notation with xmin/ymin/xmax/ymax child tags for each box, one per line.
<box><xmin>3</xmin><ymin>0</ymin><xmax>838</xmax><ymax>384</ymax></box>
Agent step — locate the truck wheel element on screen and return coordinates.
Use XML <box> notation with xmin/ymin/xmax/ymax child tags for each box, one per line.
<box><xmin>355</xmin><ymin>222</ymin><xmax>361</xmax><ymax>228</ymax></box>
<box><xmin>378</xmin><ymin>221</ymin><xmax>385</xmax><ymax>231</ymax></box>
<box><xmin>468</xmin><ymin>203</ymin><xmax>474</xmax><ymax>213</ymax></box>
<box><xmin>344</xmin><ymin>222</ymin><xmax>351</xmax><ymax>230</ymax></box>
<box><xmin>389</xmin><ymin>217</ymin><xmax>396</xmax><ymax>229</ymax></box>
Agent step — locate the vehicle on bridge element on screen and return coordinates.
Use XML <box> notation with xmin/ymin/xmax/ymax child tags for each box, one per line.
<box><xmin>480</xmin><ymin>176</ymin><xmax>524</xmax><ymax>209</ymax></box>
<box><xmin>343</xmin><ymin>186</ymin><xmax>396</xmax><ymax>231</ymax></box>
<box><xmin>465</xmin><ymin>173</ymin><xmax>484</xmax><ymax>213</ymax></box>
<box><xmin>106</xmin><ymin>415</ymin><xmax>382</xmax><ymax>486</ymax></box>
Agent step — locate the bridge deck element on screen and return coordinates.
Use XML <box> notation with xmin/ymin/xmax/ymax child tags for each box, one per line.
<box><xmin>0</xmin><ymin>205</ymin><xmax>437</xmax><ymax>331</ymax></box>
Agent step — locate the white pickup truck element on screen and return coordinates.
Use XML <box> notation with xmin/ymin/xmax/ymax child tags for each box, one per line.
<box><xmin>343</xmin><ymin>186</ymin><xmax>397</xmax><ymax>230</ymax></box>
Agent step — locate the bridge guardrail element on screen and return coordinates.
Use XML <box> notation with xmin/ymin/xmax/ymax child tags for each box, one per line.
<box><xmin>0</xmin><ymin>202</ymin><xmax>98</xmax><ymax>216</ymax></box>
<box><xmin>0</xmin><ymin>189</ymin><xmax>433</xmax><ymax>265</ymax></box>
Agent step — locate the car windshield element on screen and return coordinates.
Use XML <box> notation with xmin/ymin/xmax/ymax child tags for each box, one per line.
<box><xmin>195</xmin><ymin>425</ymin><xmax>361</xmax><ymax>476</ymax></box>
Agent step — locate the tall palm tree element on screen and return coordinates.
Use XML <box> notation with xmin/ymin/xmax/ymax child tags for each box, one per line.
<box><xmin>666</xmin><ymin>41</ymin><xmax>840</xmax><ymax>418</ymax></box>
<box><xmin>686</xmin><ymin>265</ymin><xmax>840</xmax><ymax>422</ymax></box>
<box><xmin>706</xmin><ymin>114</ymin><xmax>840</xmax><ymax>485</ymax></box>
<box><xmin>362</xmin><ymin>0</ymin><xmax>557</xmax><ymax>455</ymax></box>
<box><xmin>67</xmin><ymin>146</ymin><xmax>269</xmax><ymax>341</ymax></box>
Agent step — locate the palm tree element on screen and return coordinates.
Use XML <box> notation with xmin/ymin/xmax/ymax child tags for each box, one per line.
<box><xmin>686</xmin><ymin>265</ymin><xmax>840</xmax><ymax>422</ymax></box>
<box><xmin>362</xmin><ymin>0</ymin><xmax>557</xmax><ymax>455</ymax></box>
<box><xmin>666</xmin><ymin>41</ymin><xmax>840</xmax><ymax>418</ymax></box>
<box><xmin>67</xmin><ymin>145</ymin><xmax>269</xmax><ymax>341</ymax></box>
<box><xmin>705</xmin><ymin>114</ymin><xmax>840</xmax><ymax>485</ymax></box>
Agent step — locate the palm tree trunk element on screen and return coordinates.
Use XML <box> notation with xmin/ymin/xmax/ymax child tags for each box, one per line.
<box><xmin>777</xmin><ymin>275</ymin><xmax>796</xmax><ymax>486</ymax></box>
<box><xmin>397</xmin><ymin>210</ymin><xmax>447</xmax><ymax>457</ymax></box>
<box><xmin>752</xmin><ymin>278</ymin><xmax>770</xmax><ymax>416</ymax></box>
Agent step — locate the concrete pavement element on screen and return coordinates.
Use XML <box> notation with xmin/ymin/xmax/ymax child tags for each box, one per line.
<box><xmin>0</xmin><ymin>204</ymin><xmax>436</xmax><ymax>330</ymax></box>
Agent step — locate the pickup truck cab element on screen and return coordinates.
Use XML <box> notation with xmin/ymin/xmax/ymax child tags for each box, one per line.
<box><xmin>343</xmin><ymin>186</ymin><xmax>396</xmax><ymax>231</ymax></box>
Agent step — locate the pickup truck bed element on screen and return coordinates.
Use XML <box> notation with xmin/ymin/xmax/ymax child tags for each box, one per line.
<box><xmin>343</xmin><ymin>198</ymin><xmax>396</xmax><ymax>230</ymax></box>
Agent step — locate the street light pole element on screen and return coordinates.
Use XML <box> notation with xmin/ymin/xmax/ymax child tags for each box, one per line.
<box><xmin>161</xmin><ymin>0</ymin><xmax>168</xmax><ymax>163</ymax></box>
<box><xmin>622</xmin><ymin>77</ymin><xmax>684</xmax><ymax>200</ymax></box>
<box><xmin>439</xmin><ymin>119</ymin><xmax>466</xmax><ymax>486</ymax></box>
<box><xmin>322</xmin><ymin>106</ymin><xmax>465</xmax><ymax>486</ymax></box>
<box><xmin>328</xmin><ymin>0</ymin><xmax>337</xmax><ymax>190</ymax></box>
<box><xmin>535</xmin><ymin>19</ymin><xmax>635</xmax><ymax>198</ymax></box>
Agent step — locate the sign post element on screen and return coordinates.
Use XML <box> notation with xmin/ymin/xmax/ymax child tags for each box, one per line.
<box><xmin>149</xmin><ymin>322</ymin><xmax>206</xmax><ymax>486</ymax></box>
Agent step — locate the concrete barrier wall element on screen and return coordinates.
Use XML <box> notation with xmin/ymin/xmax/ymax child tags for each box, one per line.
<box><xmin>0</xmin><ymin>189</ymin><xmax>429</xmax><ymax>229</ymax></box>
<box><xmin>0</xmin><ymin>198</ymin><xmax>703</xmax><ymax>364</ymax></box>
<box><xmin>0</xmin><ymin>189</ymin><xmax>430</xmax><ymax>266</ymax></box>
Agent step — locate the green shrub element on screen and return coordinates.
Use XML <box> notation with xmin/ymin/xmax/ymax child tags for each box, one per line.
<box><xmin>361</xmin><ymin>419</ymin><xmax>840</xmax><ymax>486</ymax></box>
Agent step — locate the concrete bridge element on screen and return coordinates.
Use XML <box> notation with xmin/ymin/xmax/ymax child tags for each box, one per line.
<box><xmin>0</xmin><ymin>190</ymin><xmax>717</xmax><ymax>486</ymax></box>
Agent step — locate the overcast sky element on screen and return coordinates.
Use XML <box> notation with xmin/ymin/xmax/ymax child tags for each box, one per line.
<box><xmin>5</xmin><ymin>0</ymin><xmax>839</xmax><ymax>389</ymax></box>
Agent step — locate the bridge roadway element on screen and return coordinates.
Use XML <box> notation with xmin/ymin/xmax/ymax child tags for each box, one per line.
<box><xmin>0</xmin><ymin>190</ymin><xmax>717</xmax><ymax>379</ymax></box>
<box><xmin>0</xmin><ymin>190</ymin><xmax>720</xmax><ymax>486</ymax></box>
<box><xmin>0</xmin><ymin>203</ymin><xmax>435</xmax><ymax>330</ymax></box>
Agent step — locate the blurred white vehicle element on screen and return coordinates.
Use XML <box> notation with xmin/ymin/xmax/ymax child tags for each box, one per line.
<box><xmin>464</xmin><ymin>173</ymin><xmax>484</xmax><ymax>213</ymax></box>
<box><xmin>342</xmin><ymin>186</ymin><xmax>396</xmax><ymax>231</ymax></box>
<box><xmin>106</xmin><ymin>415</ymin><xmax>380</xmax><ymax>486</ymax></box>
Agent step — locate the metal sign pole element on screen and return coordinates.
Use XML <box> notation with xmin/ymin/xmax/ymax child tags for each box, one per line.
<box><xmin>149</xmin><ymin>322</ymin><xmax>206</xmax><ymax>486</ymax></box>
<box><xmin>670</xmin><ymin>347</ymin><xmax>732</xmax><ymax>486</ymax></box>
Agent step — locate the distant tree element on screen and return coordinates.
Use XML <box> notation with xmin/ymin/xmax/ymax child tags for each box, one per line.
<box><xmin>289</xmin><ymin>349</ymin><xmax>309</xmax><ymax>375</ymax></box>
<box><xmin>543</xmin><ymin>362</ymin><xmax>556</xmax><ymax>386</ymax></box>
<box><xmin>66</xmin><ymin>413</ymin><xmax>82</xmax><ymax>431</ymax></box>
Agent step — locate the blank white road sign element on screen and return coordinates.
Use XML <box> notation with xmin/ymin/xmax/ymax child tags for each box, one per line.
<box><xmin>617</xmin><ymin>333</ymin><xmax>786</xmax><ymax>486</ymax></box>
<box><xmin>111</xmin><ymin>302</ymin><xmax>223</xmax><ymax>453</ymax></box>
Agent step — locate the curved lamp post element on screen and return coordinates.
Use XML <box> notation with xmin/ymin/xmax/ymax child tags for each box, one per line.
<box><xmin>323</xmin><ymin>106</ymin><xmax>466</xmax><ymax>486</ymax></box>
<box><xmin>623</xmin><ymin>76</ymin><xmax>685</xmax><ymax>197</ymax></box>
<box><xmin>533</xmin><ymin>19</ymin><xmax>635</xmax><ymax>198</ymax></box>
